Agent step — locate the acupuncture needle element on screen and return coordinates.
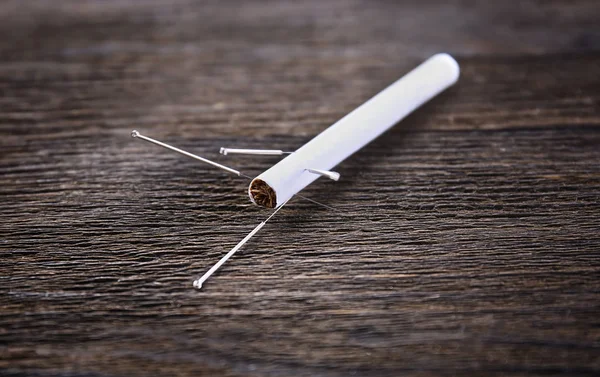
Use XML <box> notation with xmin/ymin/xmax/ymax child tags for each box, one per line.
<box><xmin>131</xmin><ymin>130</ymin><xmax>339</xmax><ymax>210</ymax></box>
<box><xmin>193</xmin><ymin>198</ymin><xmax>290</xmax><ymax>289</ymax></box>
<box><xmin>131</xmin><ymin>130</ymin><xmax>241</xmax><ymax>176</ymax></box>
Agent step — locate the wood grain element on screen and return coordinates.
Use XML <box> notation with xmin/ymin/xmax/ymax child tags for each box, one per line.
<box><xmin>1</xmin><ymin>1</ymin><xmax>599</xmax><ymax>376</ymax></box>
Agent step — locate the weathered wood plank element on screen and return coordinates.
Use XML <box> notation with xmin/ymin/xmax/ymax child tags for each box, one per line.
<box><xmin>1</xmin><ymin>1</ymin><xmax>599</xmax><ymax>376</ymax></box>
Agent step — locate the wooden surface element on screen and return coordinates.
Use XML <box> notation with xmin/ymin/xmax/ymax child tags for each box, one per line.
<box><xmin>1</xmin><ymin>1</ymin><xmax>600</xmax><ymax>376</ymax></box>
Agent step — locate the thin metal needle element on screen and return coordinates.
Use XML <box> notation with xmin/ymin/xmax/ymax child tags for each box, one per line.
<box><xmin>130</xmin><ymin>130</ymin><xmax>338</xmax><ymax>211</ymax></box>
<box><xmin>220</xmin><ymin>147</ymin><xmax>294</xmax><ymax>156</ymax></box>
<box><xmin>294</xmin><ymin>193</ymin><xmax>341</xmax><ymax>212</ymax></box>
<box><xmin>131</xmin><ymin>130</ymin><xmax>241</xmax><ymax>176</ymax></box>
<box><xmin>306</xmin><ymin>168</ymin><xmax>341</xmax><ymax>181</ymax></box>
<box><xmin>193</xmin><ymin>199</ymin><xmax>289</xmax><ymax>290</ymax></box>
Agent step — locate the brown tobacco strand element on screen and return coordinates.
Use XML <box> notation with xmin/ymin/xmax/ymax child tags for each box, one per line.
<box><xmin>250</xmin><ymin>179</ymin><xmax>277</xmax><ymax>208</ymax></box>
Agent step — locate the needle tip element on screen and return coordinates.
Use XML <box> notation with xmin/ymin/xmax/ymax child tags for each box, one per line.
<box><xmin>131</xmin><ymin>130</ymin><xmax>140</xmax><ymax>138</ymax></box>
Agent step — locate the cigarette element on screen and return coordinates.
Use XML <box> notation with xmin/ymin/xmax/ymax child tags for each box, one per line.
<box><xmin>248</xmin><ymin>53</ymin><xmax>460</xmax><ymax>208</ymax></box>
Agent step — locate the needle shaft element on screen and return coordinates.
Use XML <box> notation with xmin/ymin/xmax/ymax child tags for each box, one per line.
<box><xmin>193</xmin><ymin>199</ymin><xmax>289</xmax><ymax>289</ymax></box>
<box><xmin>220</xmin><ymin>147</ymin><xmax>292</xmax><ymax>156</ymax></box>
<box><xmin>131</xmin><ymin>130</ymin><xmax>240</xmax><ymax>176</ymax></box>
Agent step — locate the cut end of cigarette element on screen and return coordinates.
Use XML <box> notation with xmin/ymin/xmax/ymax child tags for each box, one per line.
<box><xmin>249</xmin><ymin>179</ymin><xmax>277</xmax><ymax>208</ymax></box>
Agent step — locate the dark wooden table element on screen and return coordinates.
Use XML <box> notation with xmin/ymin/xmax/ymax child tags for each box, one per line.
<box><xmin>2</xmin><ymin>1</ymin><xmax>599</xmax><ymax>376</ymax></box>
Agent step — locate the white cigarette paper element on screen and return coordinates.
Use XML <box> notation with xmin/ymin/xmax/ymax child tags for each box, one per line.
<box><xmin>249</xmin><ymin>53</ymin><xmax>460</xmax><ymax>208</ymax></box>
